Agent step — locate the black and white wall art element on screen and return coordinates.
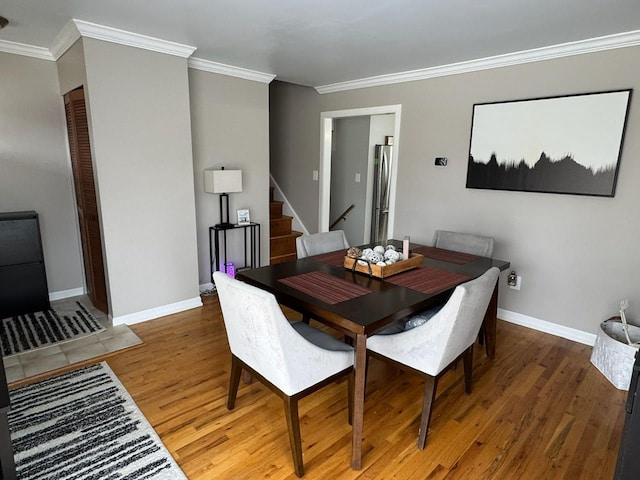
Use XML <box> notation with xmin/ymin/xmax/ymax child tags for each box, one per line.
<box><xmin>466</xmin><ymin>89</ymin><xmax>632</xmax><ymax>197</ymax></box>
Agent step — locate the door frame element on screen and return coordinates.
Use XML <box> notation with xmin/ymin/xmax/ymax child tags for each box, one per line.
<box><xmin>319</xmin><ymin>105</ymin><xmax>402</xmax><ymax>238</ymax></box>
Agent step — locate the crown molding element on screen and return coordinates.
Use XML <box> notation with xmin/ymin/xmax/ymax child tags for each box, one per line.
<box><xmin>188</xmin><ymin>56</ymin><xmax>275</xmax><ymax>83</ymax></box>
<box><xmin>0</xmin><ymin>39</ymin><xmax>54</xmax><ymax>61</ymax></box>
<box><xmin>315</xmin><ymin>30</ymin><xmax>640</xmax><ymax>94</ymax></box>
<box><xmin>49</xmin><ymin>20</ymin><xmax>80</xmax><ymax>60</ymax></box>
<box><xmin>72</xmin><ymin>19</ymin><xmax>196</xmax><ymax>58</ymax></box>
<box><xmin>49</xmin><ymin>19</ymin><xmax>82</xmax><ymax>59</ymax></box>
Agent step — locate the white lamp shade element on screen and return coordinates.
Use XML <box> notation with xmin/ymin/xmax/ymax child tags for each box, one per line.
<box><xmin>204</xmin><ymin>169</ymin><xmax>243</xmax><ymax>194</ymax></box>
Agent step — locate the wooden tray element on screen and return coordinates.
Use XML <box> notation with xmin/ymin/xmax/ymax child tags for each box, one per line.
<box><xmin>344</xmin><ymin>253</ymin><xmax>424</xmax><ymax>278</ymax></box>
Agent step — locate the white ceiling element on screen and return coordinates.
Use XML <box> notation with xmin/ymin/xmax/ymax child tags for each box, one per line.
<box><xmin>2</xmin><ymin>0</ymin><xmax>640</xmax><ymax>89</ymax></box>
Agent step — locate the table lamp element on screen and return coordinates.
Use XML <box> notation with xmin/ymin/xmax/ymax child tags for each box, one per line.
<box><xmin>204</xmin><ymin>167</ymin><xmax>243</xmax><ymax>229</ymax></box>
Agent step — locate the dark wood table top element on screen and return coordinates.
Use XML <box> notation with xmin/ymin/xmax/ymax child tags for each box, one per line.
<box><xmin>237</xmin><ymin>241</ymin><xmax>509</xmax><ymax>337</ymax></box>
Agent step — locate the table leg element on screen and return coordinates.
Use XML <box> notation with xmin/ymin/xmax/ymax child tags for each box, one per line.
<box><xmin>483</xmin><ymin>283</ymin><xmax>498</xmax><ymax>359</ymax></box>
<box><xmin>351</xmin><ymin>333</ymin><xmax>366</xmax><ymax>470</ymax></box>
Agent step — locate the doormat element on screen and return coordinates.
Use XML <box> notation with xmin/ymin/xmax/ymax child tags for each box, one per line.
<box><xmin>1</xmin><ymin>301</ymin><xmax>105</xmax><ymax>357</ymax></box>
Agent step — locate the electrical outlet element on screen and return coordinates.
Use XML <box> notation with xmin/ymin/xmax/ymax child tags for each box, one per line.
<box><xmin>509</xmin><ymin>276</ymin><xmax>522</xmax><ymax>291</ymax></box>
<box><xmin>435</xmin><ymin>157</ymin><xmax>448</xmax><ymax>166</ymax></box>
<box><xmin>355</xmin><ymin>173</ymin><xmax>361</xmax><ymax>183</ymax></box>
<box><xmin>312</xmin><ymin>170</ymin><xmax>318</xmax><ymax>181</ymax></box>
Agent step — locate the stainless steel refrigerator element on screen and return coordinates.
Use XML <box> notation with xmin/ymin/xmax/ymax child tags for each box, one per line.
<box><xmin>370</xmin><ymin>144</ymin><xmax>393</xmax><ymax>245</ymax></box>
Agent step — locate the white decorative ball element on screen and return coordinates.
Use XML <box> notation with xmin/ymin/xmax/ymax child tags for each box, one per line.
<box><xmin>373</xmin><ymin>245</ymin><xmax>385</xmax><ymax>255</ymax></box>
<box><xmin>384</xmin><ymin>249</ymin><xmax>401</xmax><ymax>261</ymax></box>
<box><xmin>385</xmin><ymin>244</ymin><xmax>396</xmax><ymax>251</ymax></box>
<box><xmin>385</xmin><ymin>259</ymin><xmax>395</xmax><ymax>265</ymax></box>
<box><xmin>357</xmin><ymin>259</ymin><xmax>368</xmax><ymax>266</ymax></box>
<box><xmin>376</xmin><ymin>261</ymin><xmax>386</xmax><ymax>267</ymax></box>
<box><xmin>361</xmin><ymin>248</ymin><xmax>373</xmax><ymax>259</ymax></box>
<box><xmin>369</xmin><ymin>252</ymin><xmax>383</xmax><ymax>264</ymax></box>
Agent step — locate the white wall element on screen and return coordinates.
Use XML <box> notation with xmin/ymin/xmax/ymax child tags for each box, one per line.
<box><xmin>270</xmin><ymin>45</ymin><xmax>640</xmax><ymax>337</ymax></box>
<box><xmin>188</xmin><ymin>68</ymin><xmax>270</xmax><ymax>285</ymax></box>
<box><xmin>0</xmin><ymin>52</ymin><xmax>85</xmax><ymax>297</ymax></box>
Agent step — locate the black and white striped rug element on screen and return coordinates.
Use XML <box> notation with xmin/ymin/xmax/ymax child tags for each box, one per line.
<box><xmin>1</xmin><ymin>301</ymin><xmax>105</xmax><ymax>357</ymax></box>
<box><xmin>8</xmin><ymin>362</ymin><xmax>187</xmax><ymax>480</ymax></box>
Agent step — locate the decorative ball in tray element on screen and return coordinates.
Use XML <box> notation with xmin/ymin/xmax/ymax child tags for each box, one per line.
<box><xmin>344</xmin><ymin>244</ymin><xmax>423</xmax><ymax>278</ymax></box>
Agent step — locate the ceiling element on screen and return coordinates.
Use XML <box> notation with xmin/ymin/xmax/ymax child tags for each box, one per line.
<box><xmin>2</xmin><ymin>0</ymin><xmax>640</xmax><ymax>89</ymax></box>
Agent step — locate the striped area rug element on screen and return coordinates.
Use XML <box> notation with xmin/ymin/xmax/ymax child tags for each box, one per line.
<box><xmin>8</xmin><ymin>362</ymin><xmax>187</xmax><ymax>480</ymax></box>
<box><xmin>1</xmin><ymin>301</ymin><xmax>105</xmax><ymax>357</ymax></box>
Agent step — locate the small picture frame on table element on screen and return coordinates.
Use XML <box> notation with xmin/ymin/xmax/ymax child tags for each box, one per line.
<box><xmin>237</xmin><ymin>209</ymin><xmax>250</xmax><ymax>225</ymax></box>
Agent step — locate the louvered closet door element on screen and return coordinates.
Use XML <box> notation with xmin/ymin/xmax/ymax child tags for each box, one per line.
<box><xmin>64</xmin><ymin>87</ymin><xmax>108</xmax><ymax>314</ymax></box>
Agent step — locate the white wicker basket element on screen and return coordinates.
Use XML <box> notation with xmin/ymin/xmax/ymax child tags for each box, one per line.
<box><xmin>590</xmin><ymin>317</ymin><xmax>640</xmax><ymax>390</ymax></box>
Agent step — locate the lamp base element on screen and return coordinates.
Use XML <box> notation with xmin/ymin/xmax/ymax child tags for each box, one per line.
<box><xmin>214</xmin><ymin>222</ymin><xmax>235</xmax><ymax>230</ymax></box>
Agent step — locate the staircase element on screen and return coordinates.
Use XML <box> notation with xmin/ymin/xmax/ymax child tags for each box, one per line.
<box><xmin>269</xmin><ymin>187</ymin><xmax>302</xmax><ymax>264</ymax></box>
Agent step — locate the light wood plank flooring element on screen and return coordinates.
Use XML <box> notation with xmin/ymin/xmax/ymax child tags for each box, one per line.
<box><xmin>10</xmin><ymin>294</ymin><xmax>626</xmax><ymax>479</ymax></box>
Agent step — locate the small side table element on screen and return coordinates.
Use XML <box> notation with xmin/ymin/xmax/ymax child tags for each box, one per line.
<box><xmin>209</xmin><ymin>223</ymin><xmax>261</xmax><ymax>278</ymax></box>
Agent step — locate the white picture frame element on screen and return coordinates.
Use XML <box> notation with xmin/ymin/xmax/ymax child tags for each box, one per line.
<box><xmin>237</xmin><ymin>209</ymin><xmax>250</xmax><ymax>225</ymax></box>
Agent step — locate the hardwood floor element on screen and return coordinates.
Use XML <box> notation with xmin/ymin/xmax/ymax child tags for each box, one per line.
<box><xmin>11</xmin><ymin>294</ymin><xmax>626</xmax><ymax>479</ymax></box>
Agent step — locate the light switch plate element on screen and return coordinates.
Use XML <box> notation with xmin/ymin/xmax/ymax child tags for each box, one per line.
<box><xmin>435</xmin><ymin>157</ymin><xmax>448</xmax><ymax>166</ymax></box>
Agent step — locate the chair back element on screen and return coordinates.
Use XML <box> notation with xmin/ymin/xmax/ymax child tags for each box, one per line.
<box><xmin>432</xmin><ymin>230</ymin><xmax>494</xmax><ymax>257</ymax></box>
<box><xmin>213</xmin><ymin>271</ymin><xmax>349</xmax><ymax>395</ymax></box>
<box><xmin>434</xmin><ymin>267</ymin><xmax>499</xmax><ymax>370</ymax></box>
<box><xmin>367</xmin><ymin>267</ymin><xmax>500</xmax><ymax>376</ymax></box>
<box><xmin>296</xmin><ymin>230</ymin><xmax>350</xmax><ymax>258</ymax></box>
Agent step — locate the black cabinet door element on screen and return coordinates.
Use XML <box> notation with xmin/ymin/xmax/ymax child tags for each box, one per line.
<box><xmin>0</xmin><ymin>211</ymin><xmax>50</xmax><ymax>319</ymax></box>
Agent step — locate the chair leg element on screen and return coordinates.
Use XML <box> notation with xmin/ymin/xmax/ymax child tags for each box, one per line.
<box><xmin>417</xmin><ymin>375</ymin><xmax>438</xmax><ymax>450</ymax></box>
<box><xmin>463</xmin><ymin>345</ymin><xmax>474</xmax><ymax>394</ymax></box>
<box><xmin>302</xmin><ymin>313</ymin><xmax>311</xmax><ymax>324</ymax></box>
<box><xmin>478</xmin><ymin>324</ymin><xmax>485</xmax><ymax>345</ymax></box>
<box><xmin>283</xmin><ymin>396</ymin><xmax>304</xmax><ymax>477</ymax></box>
<box><xmin>227</xmin><ymin>355</ymin><xmax>242</xmax><ymax>410</ymax></box>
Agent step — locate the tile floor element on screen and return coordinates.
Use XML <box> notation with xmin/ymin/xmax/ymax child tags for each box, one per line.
<box><xmin>3</xmin><ymin>295</ymin><xmax>142</xmax><ymax>383</ymax></box>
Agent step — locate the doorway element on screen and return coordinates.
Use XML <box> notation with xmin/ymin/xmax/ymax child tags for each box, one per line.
<box><xmin>64</xmin><ymin>87</ymin><xmax>108</xmax><ymax>314</ymax></box>
<box><xmin>319</xmin><ymin>105</ymin><xmax>402</xmax><ymax>242</ymax></box>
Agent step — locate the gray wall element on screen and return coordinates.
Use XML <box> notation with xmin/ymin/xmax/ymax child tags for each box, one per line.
<box><xmin>188</xmin><ymin>68</ymin><xmax>270</xmax><ymax>284</ymax></box>
<box><xmin>0</xmin><ymin>52</ymin><xmax>85</xmax><ymax>296</ymax></box>
<box><xmin>3</xmin><ymin>42</ymin><xmax>270</xmax><ymax>323</ymax></box>
<box><xmin>270</xmin><ymin>45</ymin><xmax>640</xmax><ymax>336</ymax></box>
<box><xmin>331</xmin><ymin>116</ymin><xmax>370</xmax><ymax>245</ymax></box>
<box><xmin>80</xmin><ymin>38</ymin><xmax>201</xmax><ymax>319</ymax></box>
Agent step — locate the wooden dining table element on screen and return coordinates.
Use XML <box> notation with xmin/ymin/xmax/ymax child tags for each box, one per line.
<box><xmin>237</xmin><ymin>240</ymin><xmax>509</xmax><ymax>470</ymax></box>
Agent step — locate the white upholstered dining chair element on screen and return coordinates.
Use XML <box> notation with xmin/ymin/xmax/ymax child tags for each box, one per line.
<box><xmin>296</xmin><ymin>230</ymin><xmax>350</xmax><ymax>258</ymax></box>
<box><xmin>213</xmin><ymin>271</ymin><xmax>354</xmax><ymax>477</ymax></box>
<box><xmin>366</xmin><ymin>267</ymin><xmax>500</xmax><ymax>450</ymax></box>
<box><xmin>432</xmin><ymin>230</ymin><xmax>495</xmax><ymax>257</ymax></box>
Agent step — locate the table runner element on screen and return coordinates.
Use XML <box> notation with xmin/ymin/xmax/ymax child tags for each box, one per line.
<box><xmin>413</xmin><ymin>246</ymin><xmax>479</xmax><ymax>265</ymax></box>
<box><xmin>385</xmin><ymin>266</ymin><xmax>470</xmax><ymax>294</ymax></box>
<box><xmin>309</xmin><ymin>249</ymin><xmax>347</xmax><ymax>268</ymax></box>
<box><xmin>278</xmin><ymin>271</ymin><xmax>372</xmax><ymax>304</ymax></box>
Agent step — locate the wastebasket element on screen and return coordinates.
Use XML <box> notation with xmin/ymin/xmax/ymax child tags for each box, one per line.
<box><xmin>590</xmin><ymin>316</ymin><xmax>640</xmax><ymax>390</ymax></box>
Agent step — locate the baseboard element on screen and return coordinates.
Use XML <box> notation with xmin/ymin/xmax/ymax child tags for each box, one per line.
<box><xmin>49</xmin><ymin>287</ymin><xmax>86</xmax><ymax>301</ymax></box>
<box><xmin>112</xmin><ymin>296</ymin><xmax>203</xmax><ymax>326</ymax></box>
<box><xmin>498</xmin><ymin>308</ymin><xmax>597</xmax><ymax>346</ymax></box>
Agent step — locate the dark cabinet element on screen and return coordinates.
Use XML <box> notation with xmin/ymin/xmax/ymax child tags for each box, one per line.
<box><xmin>0</xmin><ymin>211</ymin><xmax>50</xmax><ymax>319</ymax></box>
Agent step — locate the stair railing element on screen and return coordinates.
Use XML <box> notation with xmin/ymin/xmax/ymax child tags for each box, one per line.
<box><xmin>330</xmin><ymin>204</ymin><xmax>355</xmax><ymax>230</ymax></box>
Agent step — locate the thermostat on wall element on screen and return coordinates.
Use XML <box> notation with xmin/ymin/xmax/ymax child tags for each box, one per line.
<box><xmin>435</xmin><ymin>157</ymin><xmax>448</xmax><ymax>166</ymax></box>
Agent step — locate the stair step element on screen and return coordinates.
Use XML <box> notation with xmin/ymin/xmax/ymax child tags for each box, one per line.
<box><xmin>270</xmin><ymin>201</ymin><xmax>284</xmax><ymax>219</ymax></box>
<box><xmin>270</xmin><ymin>215</ymin><xmax>293</xmax><ymax>237</ymax></box>
<box><xmin>270</xmin><ymin>231</ymin><xmax>302</xmax><ymax>257</ymax></box>
<box><xmin>270</xmin><ymin>253</ymin><xmax>297</xmax><ymax>264</ymax></box>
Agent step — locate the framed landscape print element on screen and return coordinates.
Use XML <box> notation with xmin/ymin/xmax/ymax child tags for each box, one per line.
<box><xmin>466</xmin><ymin>89</ymin><xmax>632</xmax><ymax>197</ymax></box>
